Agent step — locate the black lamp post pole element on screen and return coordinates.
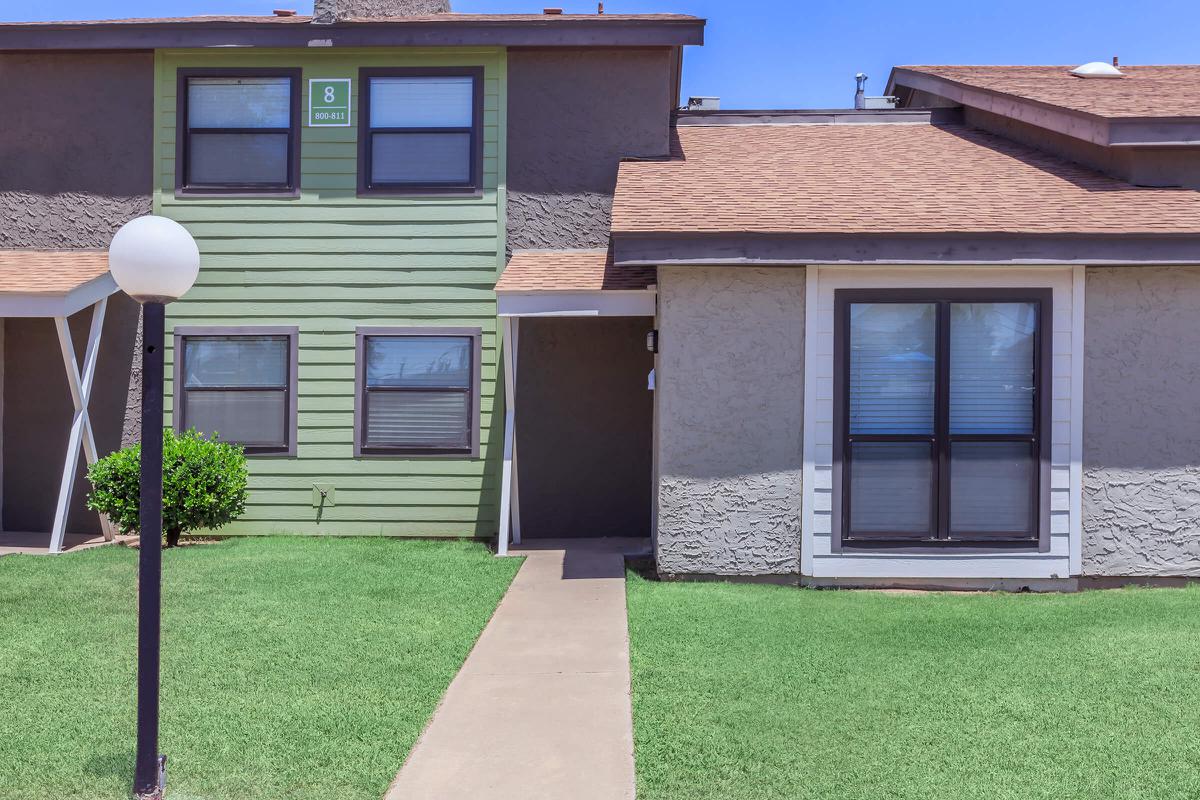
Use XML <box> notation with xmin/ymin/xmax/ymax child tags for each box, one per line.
<box><xmin>133</xmin><ymin>300</ymin><xmax>166</xmax><ymax>798</ymax></box>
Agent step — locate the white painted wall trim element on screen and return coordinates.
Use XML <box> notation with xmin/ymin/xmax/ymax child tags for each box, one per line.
<box><xmin>802</xmin><ymin>265</ymin><xmax>1079</xmax><ymax>580</ymax></box>
<box><xmin>800</xmin><ymin>265</ymin><xmax>819</xmax><ymax>576</ymax></box>
<box><xmin>497</xmin><ymin>289</ymin><xmax>656</xmax><ymax>317</ymax></box>
<box><xmin>497</xmin><ymin>316</ymin><xmax>521</xmax><ymax>556</ymax></box>
<box><xmin>1070</xmin><ymin>266</ymin><xmax>1086</xmax><ymax>575</ymax></box>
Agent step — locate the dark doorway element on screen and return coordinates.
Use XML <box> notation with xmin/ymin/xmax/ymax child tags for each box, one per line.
<box><xmin>515</xmin><ymin>317</ymin><xmax>654</xmax><ymax>539</ymax></box>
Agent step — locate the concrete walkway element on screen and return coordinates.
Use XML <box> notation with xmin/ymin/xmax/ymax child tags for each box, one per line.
<box><xmin>386</xmin><ymin>538</ymin><xmax>648</xmax><ymax>800</ymax></box>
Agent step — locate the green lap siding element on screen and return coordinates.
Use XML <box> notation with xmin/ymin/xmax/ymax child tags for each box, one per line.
<box><xmin>153</xmin><ymin>48</ymin><xmax>507</xmax><ymax>537</ymax></box>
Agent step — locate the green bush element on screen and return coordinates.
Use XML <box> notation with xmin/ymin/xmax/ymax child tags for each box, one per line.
<box><xmin>86</xmin><ymin>428</ymin><xmax>249</xmax><ymax>547</ymax></box>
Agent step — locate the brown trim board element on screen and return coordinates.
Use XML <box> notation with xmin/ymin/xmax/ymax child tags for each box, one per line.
<box><xmin>0</xmin><ymin>18</ymin><xmax>705</xmax><ymax>51</ymax></box>
<box><xmin>611</xmin><ymin>233</ymin><xmax>1200</xmax><ymax>266</ymax></box>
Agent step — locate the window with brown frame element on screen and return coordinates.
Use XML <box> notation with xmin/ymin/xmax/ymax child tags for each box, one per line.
<box><xmin>354</xmin><ymin>328</ymin><xmax>482</xmax><ymax>457</ymax></box>
<box><xmin>174</xmin><ymin>327</ymin><xmax>298</xmax><ymax>456</ymax></box>
<box><xmin>357</xmin><ymin>67</ymin><xmax>483</xmax><ymax>195</ymax></box>
<box><xmin>833</xmin><ymin>289</ymin><xmax>1051</xmax><ymax>549</ymax></box>
<box><xmin>176</xmin><ymin>69</ymin><xmax>301</xmax><ymax>195</ymax></box>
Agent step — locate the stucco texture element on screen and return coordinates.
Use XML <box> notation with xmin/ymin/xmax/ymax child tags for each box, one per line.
<box><xmin>1083</xmin><ymin>266</ymin><xmax>1200</xmax><ymax>575</ymax></box>
<box><xmin>0</xmin><ymin>52</ymin><xmax>153</xmax><ymax>248</ymax></box>
<box><xmin>655</xmin><ymin>266</ymin><xmax>805</xmax><ymax>575</ymax></box>
<box><xmin>506</xmin><ymin>48</ymin><xmax>673</xmax><ymax>252</ymax></box>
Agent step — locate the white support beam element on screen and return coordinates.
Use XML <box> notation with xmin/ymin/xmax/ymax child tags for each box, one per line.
<box><xmin>1070</xmin><ymin>265</ymin><xmax>1086</xmax><ymax>576</ymax></box>
<box><xmin>497</xmin><ymin>316</ymin><xmax>519</xmax><ymax>555</ymax></box>
<box><xmin>49</xmin><ymin>298</ymin><xmax>113</xmax><ymax>553</ymax></box>
<box><xmin>509</xmin><ymin>319</ymin><xmax>521</xmax><ymax>545</ymax></box>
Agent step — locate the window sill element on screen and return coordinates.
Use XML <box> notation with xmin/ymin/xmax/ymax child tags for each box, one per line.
<box><xmin>838</xmin><ymin>540</ymin><xmax>1046</xmax><ymax>555</ymax></box>
<box><xmin>354</xmin><ymin>449</ymin><xmax>478</xmax><ymax>460</ymax></box>
<box><xmin>174</xmin><ymin>188</ymin><xmax>300</xmax><ymax>200</ymax></box>
<box><xmin>356</xmin><ymin>187</ymin><xmax>483</xmax><ymax>200</ymax></box>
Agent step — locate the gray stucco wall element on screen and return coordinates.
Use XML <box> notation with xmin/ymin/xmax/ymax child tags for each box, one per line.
<box><xmin>1083</xmin><ymin>266</ymin><xmax>1200</xmax><ymax>575</ymax></box>
<box><xmin>655</xmin><ymin>266</ymin><xmax>805</xmax><ymax>575</ymax></box>
<box><xmin>506</xmin><ymin>48</ymin><xmax>673</xmax><ymax>252</ymax></box>
<box><xmin>516</xmin><ymin>317</ymin><xmax>654</xmax><ymax>538</ymax></box>
<box><xmin>0</xmin><ymin>52</ymin><xmax>153</xmax><ymax>247</ymax></box>
<box><xmin>3</xmin><ymin>295</ymin><xmax>141</xmax><ymax>534</ymax></box>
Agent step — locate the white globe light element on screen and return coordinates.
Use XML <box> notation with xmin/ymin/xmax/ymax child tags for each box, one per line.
<box><xmin>108</xmin><ymin>216</ymin><xmax>200</xmax><ymax>303</ymax></box>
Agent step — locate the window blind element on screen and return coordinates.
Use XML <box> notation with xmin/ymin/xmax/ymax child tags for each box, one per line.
<box><xmin>187</xmin><ymin>78</ymin><xmax>290</xmax><ymax>128</ymax></box>
<box><xmin>369</xmin><ymin>77</ymin><xmax>474</xmax><ymax>128</ymax></box>
<box><xmin>949</xmin><ymin>302</ymin><xmax>1037</xmax><ymax>434</ymax></box>
<box><xmin>848</xmin><ymin>303</ymin><xmax>937</xmax><ymax>434</ymax></box>
<box><xmin>180</xmin><ymin>334</ymin><xmax>291</xmax><ymax>451</ymax></box>
<box><xmin>184</xmin><ymin>336</ymin><xmax>288</xmax><ymax>388</ymax></box>
<box><xmin>365</xmin><ymin>392</ymin><xmax>470</xmax><ymax>449</ymax></box>
<box><xmin>371</xmin><ymin>132</ymin><xmax>471</xmax><ymax>185</ymax></box>
<box><xmin>362</xmin><ymin>336</ymin><xmax>473</xmax><ymax>452</ymax></box>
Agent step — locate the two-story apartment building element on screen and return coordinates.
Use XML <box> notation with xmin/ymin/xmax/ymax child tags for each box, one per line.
<box><xmin>0</xmin><ymin>2</ymin><xmax>701</xmax><ymax>549</ymax></box>
<box><xmin>4</xmin><ymin>8</ymin><xmax>1200</xmax><ymax>589</ymax></box>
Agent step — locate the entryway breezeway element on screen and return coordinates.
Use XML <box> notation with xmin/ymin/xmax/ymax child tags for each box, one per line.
<box><xmin>494</xmin><ymin>248</ymin><xmax>657</xmax><ymax>554</ymax></box>
<box><xmin>0</xmin><ymin>250</ymin><xmax>131</xmax><ymax>554</ymax></box>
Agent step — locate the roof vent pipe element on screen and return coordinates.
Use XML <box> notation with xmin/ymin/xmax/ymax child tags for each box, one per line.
<box><xmin>854</xmin><ymin>73</ymin><xmax>867</xmax><ymax>109</ymax></box>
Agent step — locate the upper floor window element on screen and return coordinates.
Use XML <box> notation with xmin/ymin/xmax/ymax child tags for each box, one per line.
<box><xmin>177</xmin><ymin>69</ymin><xmax>301</xmax><ymax>195</ymax></box>
<box><xmin>358</xmin><ymin>68</ymin><xmax>483</xmax><ymax>195</ymax></box>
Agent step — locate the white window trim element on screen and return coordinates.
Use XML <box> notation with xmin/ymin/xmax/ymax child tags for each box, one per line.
<box><xmin>802</xmin><ymin>265</ymin><xmax>1082</xmax><ymax>580</ymax></box>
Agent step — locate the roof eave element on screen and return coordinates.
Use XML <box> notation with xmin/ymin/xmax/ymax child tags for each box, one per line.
<box><xmin>890</xmin><ymin>68</ymin><xmax>1200</xmax><ymax>147</ymax></box>
<box><xmin>0</xmin><ymin>17</ymin><xmax>705</xmax><ymax>51</ymax></box>
<box><xmin>611</xmin><ymin>231</ymin><xmax>1200</xmax><ymax>267</ymax></box>
<box><xmin>0</xmin><ymin>271</ymin><xmax>118</xmax><ymax>318</ymax></box>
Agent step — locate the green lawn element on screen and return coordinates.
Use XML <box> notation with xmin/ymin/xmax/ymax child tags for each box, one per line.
<box><xmin>626</xmin><ymin>573</ymin><xmax>1200</xmax><ymax>800</ymax></box>
<box><xmin>0</xmin><ymin>538</ymin><xmax>520</xmax><ymax>800</ymax></box>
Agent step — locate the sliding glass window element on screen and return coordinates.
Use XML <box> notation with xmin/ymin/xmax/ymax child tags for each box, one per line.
<box><xmin>835</xmin><ymin>289</ymin><xmax>1050</xmax><ymax>548</ymax></box>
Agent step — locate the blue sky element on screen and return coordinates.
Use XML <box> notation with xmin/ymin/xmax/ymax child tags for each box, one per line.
<box><xmin>11</xmin><ymin>0</ymin><xmax>1200</xmax><ymax>107</ymax></box>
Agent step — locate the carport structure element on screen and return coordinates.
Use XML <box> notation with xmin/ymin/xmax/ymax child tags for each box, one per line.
<box><xmin>0</xmin><ymin>250</ymin><xmax>120</xmax><ymax>554</ymax></box>
<box><xmin>494</xmin><ymin>248</ymin><xmax>657</xmax><ymax>556</ymax></box>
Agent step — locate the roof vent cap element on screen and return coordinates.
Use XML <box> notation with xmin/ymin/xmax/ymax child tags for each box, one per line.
<box><xmin>1070</xmin><ymin>61</ymin><xmax>1125</xmax><ymax>78</ymax></box>
<box><xmin>686</xmin><ymin>96</ymin><xmax>720</xmax><ymax>111</ymax></box>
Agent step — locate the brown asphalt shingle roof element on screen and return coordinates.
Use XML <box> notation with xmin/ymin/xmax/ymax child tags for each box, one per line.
<box><xmin>496</xmin><ymin>249</ymin><xmax>655</xmax><ymax>292</ymax></box>
<box><xmin>611</xmin><ymin>123</ymin><xmax>1200</xmax><ymax>236</ymax></box>
<box><xmin>0</xmin><ymin>250</ymin><xmax>109</xmax><ymax>295</ymax></box>
<box><xmin>896</xmin><ymin>65</ymin><xmax>1200</xmax><ymax>119</ymax></box>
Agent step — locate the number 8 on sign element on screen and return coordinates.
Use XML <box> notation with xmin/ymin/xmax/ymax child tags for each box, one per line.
<box><xmin>309</xmin><ymin>78</ymin><xmax>351</xmax><ymax>127</ymax></box>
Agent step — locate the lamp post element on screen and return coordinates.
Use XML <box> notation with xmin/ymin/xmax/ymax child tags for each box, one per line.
<box><xmin>108</xmin><ymin>216</ymin><xmax>200</xmax><ymax>800</ymax></box>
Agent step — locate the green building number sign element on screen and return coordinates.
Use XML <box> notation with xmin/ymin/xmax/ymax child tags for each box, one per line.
<box><xmin>309</xmin><ymin>78</ymin><xmax>351</xmax><ymax>127</ymax></box>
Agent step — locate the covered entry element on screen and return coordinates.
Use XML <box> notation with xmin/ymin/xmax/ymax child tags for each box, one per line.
<box><xmin>0</xmin><ymin>251</ymin><xmax>135</xmax><ymax>554</ymax></box>
<box><xmin>495</xmin><ymin>249</ymin><xmax>656</xmax><ymax>554</ymax></box>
